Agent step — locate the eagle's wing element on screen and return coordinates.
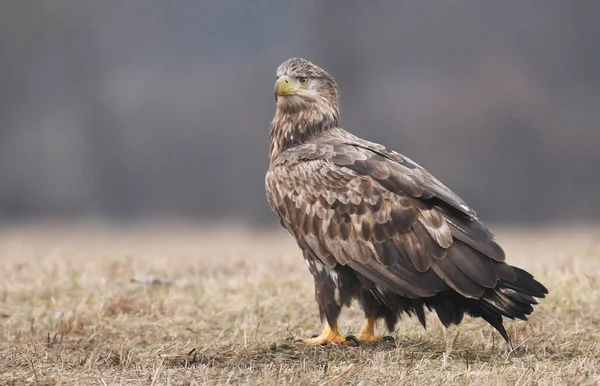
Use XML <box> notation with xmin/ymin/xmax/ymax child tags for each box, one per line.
<box><xmin>336</xmin><ymin>135</ymin><xmax>507</xmax><ymax>262</ymax></box>
<box><xmin>266</xmin><ymin>139</ymin><xmax>517</xmax><ymax>300</ymax></box>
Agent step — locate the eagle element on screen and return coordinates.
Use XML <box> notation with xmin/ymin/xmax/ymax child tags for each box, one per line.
<box><xmin>265</xmin><ymin>57</ymin><xmax>548</xmax><ymax>346</ymax></box>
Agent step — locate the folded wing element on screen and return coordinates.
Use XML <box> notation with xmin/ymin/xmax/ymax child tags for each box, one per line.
<box><xmin>266</xmin><ymin>139</ymin><xmax>513</xmax><ymax>299</ymax></box>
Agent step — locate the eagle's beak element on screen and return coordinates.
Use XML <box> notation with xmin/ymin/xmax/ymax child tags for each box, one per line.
<box><xmin>274</xmin><ymin>75</ymin><xmax>297</xmax><ymax>101</ymax></box>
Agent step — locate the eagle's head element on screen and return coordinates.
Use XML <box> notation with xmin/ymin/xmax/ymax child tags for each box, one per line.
<box><xmin>269</xmin><ymin>58</ymin><xmax>340</xmax><ymax>159</ymax></box>
<box><xmin>274</xmin><ymin>58</ymin><xmax>339</xmax><ymax>116</ymax></box>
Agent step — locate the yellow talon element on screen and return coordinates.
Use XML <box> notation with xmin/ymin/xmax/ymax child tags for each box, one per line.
<box><xmin>347</xmin><ymin>316</ymin><xmax>389</xmax><ymax>344</ymax></box>
<box><xmin>301</xmin><ymin>323</ymin><xmax>348</xmax><ymax>345</ymax></box>
<box><xmin>300</xmin><ymin>317</ymin><xmax>394</xmax><ymax>345</ymax></box>
<box><xmin>350</xmin><ymin>332</ymin><xmax>382</xmax><ymax>343</ymax></box>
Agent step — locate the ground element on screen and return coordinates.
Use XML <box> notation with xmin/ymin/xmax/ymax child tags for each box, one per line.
<box><xmin>0</xmin><ymin>222</ymin><xmax>599</xmax><ymax>385</ymax></box>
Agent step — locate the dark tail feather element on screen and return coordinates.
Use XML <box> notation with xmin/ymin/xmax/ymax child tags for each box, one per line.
<box><xmin>472</xmin><ymin>306</ymin><xmax>511</xmax><ymax>343</ymax></box>
<box><xmin>475</xmin><ymin>265</ymin><xmax>548</xmax><ymax>342</ymax></box>
<box><xmin>425</xmin><ymin>265</ymin><xmax>547</xmax><ymax>343</ymax></box>
<box><xmin>501</xmin><ymin>266</ymin><xmax>549</xmax><ymax>298</ymax></box>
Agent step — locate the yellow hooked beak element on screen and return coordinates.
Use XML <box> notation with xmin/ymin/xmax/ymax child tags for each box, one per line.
<box><xmin>274</xmin><ymin>75</ymin><xmax>305</xmax><ymax>101</ymax></box>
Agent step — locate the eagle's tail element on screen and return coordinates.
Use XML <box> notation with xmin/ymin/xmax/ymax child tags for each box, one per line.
<box><xmin>424</xmin><ymin>265</ymin><xmax>547</xmax><ymax>343</ymax></box>
<box><xmin>466</xmin><ymin>266</ymin><xmax>548</xmax><ymax>342</ymax></box>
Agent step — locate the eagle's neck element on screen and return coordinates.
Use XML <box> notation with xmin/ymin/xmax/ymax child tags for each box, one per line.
<box><xmin>269</xmin><ymin>106</ymin><xmax>339</xmax><ymax>160</ymax></box>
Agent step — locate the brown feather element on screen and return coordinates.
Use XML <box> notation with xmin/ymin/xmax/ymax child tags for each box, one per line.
<box><xmin>350</xmin><ymin>259</ymin><xmax>435</xmax><ymax>298</ymax></box>
<box><xmin>295</xmin><ymin>201</ymin><xmax>307</xmax><ymax>230</ymax></box>
<box><xmin>493</xmin><ymin>261</ymin><xmax>518</xmax><ymax>281</ymax></box>
<box><xmin>340</xmin><ymin>221</ymin><xmax>352</xmax><ymax>240</ymax></box>
<box><xmin>327</xmin><ymin>218</ymin><xmax>340</xmax><ymax>239</ymax></box>
<box><xmin>393</xmin><ymin>231</ymin><xmax>431</xmax><ymax>272</ymax></box>
<box><xmin>390</xmin><ymin>202</ymin><xmax>418</xmax><ymax>232</ymax></box>
<box><xmin>302</xmin><ymin>212</ymin><xmax>313</xmax><ymax>234</ymax></box>
<box><xmin>372</xmin><ymin>241</ymin><xmax>447</xmax><ymax>292</ymax></box>
<box><xmin>412</xmin><ymin>221</ymin><xmax>447</xmax><ymax>260</ymax></box>
<box><xmin>372</xmin><ymin>223</ymin><xmax>388</xmax><ymax>243</ymax></box>
<box><xmin>450</xmin><ymin>226</ymin><xmax>506</xmax><ymax>262</ymax></box>
<box><xmin>360</xmin><ymin>219</ymin><xmax>373</xmax><ymax>240</ymax></box>
<box><xmin>418</xmin><ymin>208</ymin><xmax>453</xmax><ymax>249</ymax></box>
<box><xmin>445</xmin><ymin>241</ymin><xmax>498</xmax><ymax>288</ymax></box>
<box><xmin>431</xmin><ymin>258</ymin><xmax>485</xmax><ymax>298</ymax></box>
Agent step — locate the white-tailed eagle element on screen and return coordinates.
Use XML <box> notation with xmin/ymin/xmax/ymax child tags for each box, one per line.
<box><xmin>265</xmin><ymin>58</ymin><xmax>547</xmax><ymax>345</ymax></box>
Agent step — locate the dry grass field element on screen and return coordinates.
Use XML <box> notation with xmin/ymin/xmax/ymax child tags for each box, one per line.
<box><xmin>0</xmin><ymin>222</ymin><xmax>599</xmax><ymax>385</ymax></box>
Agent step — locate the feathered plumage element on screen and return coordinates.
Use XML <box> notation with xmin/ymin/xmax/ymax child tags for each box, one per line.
<box><xmin>265</xmin><ymin>57</ymin><xmax>547</xmax><ymax>345</ymax></box>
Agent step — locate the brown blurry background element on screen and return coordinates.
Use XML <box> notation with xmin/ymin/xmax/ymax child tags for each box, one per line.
<box><xmin>1</xmin><ymin>1</ymin><xmax>599</xmax><ymax>225</ymax></box>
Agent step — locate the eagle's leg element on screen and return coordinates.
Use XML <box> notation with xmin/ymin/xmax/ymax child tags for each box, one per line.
<box><xmin>302</xmin><ymin>321</ymin><xmax>347</xmax><ymax>345</ymax></box>
<box><xmin>301</xmin><ymin>257</ymin><xmax>355</xmax><ymax>345</ymax></box>
<box><xmin>347</xmin><ymin>287</ymin><xmax>396</xmax><ymax>344</ymax></box>
<box><xmin>349</xmin><ymin>316</ymin><xmax>382</xmax><ymax>343</ymax></box>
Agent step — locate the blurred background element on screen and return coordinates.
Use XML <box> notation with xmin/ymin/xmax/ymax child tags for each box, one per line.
<box><xmin>1</xmin><ymin>1</ymin><xmax>599</xmax><ymax>226</ymax></box>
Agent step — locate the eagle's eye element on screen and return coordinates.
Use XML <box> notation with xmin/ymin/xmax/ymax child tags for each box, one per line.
<box><xmin>299</xmin><ymin>77</ymin><xmax>309</xmax><ymax>86</ymax></box>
